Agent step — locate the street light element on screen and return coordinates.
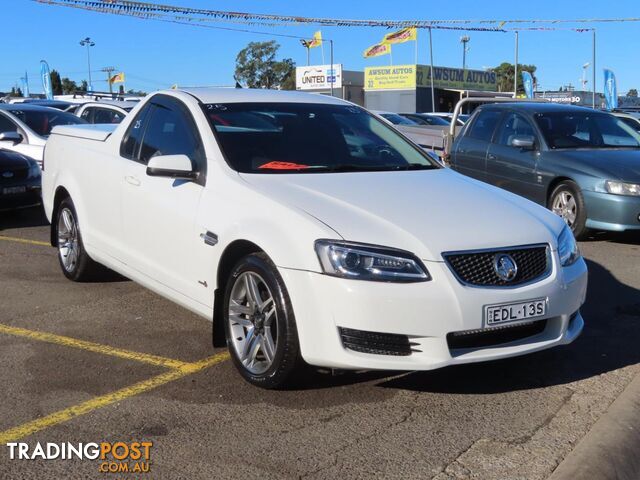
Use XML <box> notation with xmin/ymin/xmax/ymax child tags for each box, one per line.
<box><xmin>79</xmin><ymin>37</ymin><xmax>95</xmax><ymax>92</ymax></box>
<box><xmin>581</xmin><ymin>62</ymin><xmax>590</xmax><ymax>91</ymax></box>
<box><xmin>460</xmin><ymin>35</ymin><xmax>470</xmax><ymax>71</ymax></box>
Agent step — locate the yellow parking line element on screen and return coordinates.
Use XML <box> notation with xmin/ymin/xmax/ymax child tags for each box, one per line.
<box><xmin>0</xmin><ymin>324</ymin><xmax>190</xmax><ymax>370</ymax></box>
<box><xmin>0</xmin><ymin>351</ymin><xmax>230</xmax><ymax>444</ymax></box>
<box><xmin>0</xmin><ymin>235</ymin><xmax>50</xmax><ymax>247</ymax></box>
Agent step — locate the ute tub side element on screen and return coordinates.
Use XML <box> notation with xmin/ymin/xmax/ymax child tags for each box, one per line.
<box><xmin>50</xmin><ymin>124</ymin><xmax>117</xmax><ymax>142</ymax></box>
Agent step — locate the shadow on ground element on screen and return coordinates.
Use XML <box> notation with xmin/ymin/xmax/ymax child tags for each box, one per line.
<box><xmin>0</xmin><ymin>205</ymin><xmax>48</xmax><ymax>231</ymax></box>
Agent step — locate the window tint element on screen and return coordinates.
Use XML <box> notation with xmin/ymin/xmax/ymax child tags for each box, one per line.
<box><xmin>120</xmin><ymin>104</ymin><xmax>152</xmax><ymax>160</ymax></box>
<box><xmin>80</xmin><ymin>108</ymin><xmax>93</xmax><ymax>122</ymax></box>
<box><xmin>466</xmin><ymin>110</ymin><xmax>502</xmax><ymax>142</ymax></box>
<box><xmin>6</xmin><ymin>108</ymin><xmax>85</xmax><ymax>137</ymax></box>
<box><xmin>93</xmin><ymin>108</ymin><xmax>125</xmax><ymax>124</ymax></box>
<box><xmin>0</xmin><ymin>113</ymin><xmax>17</xmax><ymax>133</ymax></box>
<box><xmin>496</xmin><ymin>112</ymin><xmax>535</xmax><ymax>145</ymax></box>
<box><xmin>138</xmin><ymin>102</ymin><xmax>203</xmax><ymax>168</ymax></box>
<box><xmin>203</xmin><ymin>103</ymin><xmax>439</xmax><ymax>174</ymax></box>
<box><xmin>619</xmin><ymin>116</ymin><xmax>640</xmax><ymax>133</ymax></box>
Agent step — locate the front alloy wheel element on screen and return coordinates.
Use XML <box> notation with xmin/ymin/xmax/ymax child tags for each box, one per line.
<box><xmin>549</xmin><ymin>181</ymin><xmax>589</xmax><ymax>240</ymax></box>
<box><xmin>223</xmin><ymin>252</ymin><xmax>303</xmax><ymax>389</ymax></box>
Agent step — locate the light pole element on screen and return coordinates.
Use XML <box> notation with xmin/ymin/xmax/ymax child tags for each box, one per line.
<box><xmin>460</xmin><ymin>35</ymin><xmax>470</xmax><ymax>71</ymax></box>
<box><xmin>581</xmin><ymin>62</ymin><xmax>590</xmax><ymax>91</ymax></box>
<box><xmin>79</xmin><ymin>37</ymin><xmax>95</xmax><ymax>92</ymax></box>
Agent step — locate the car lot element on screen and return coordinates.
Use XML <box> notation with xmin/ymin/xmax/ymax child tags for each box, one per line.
<box><xmin>1</xmin><ymin>207</ymin><xmax>639</xmax><ymax>479</ymax></box>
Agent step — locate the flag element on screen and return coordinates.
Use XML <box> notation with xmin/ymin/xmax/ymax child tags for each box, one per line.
<box><xmin>363</xmin><ymin>43</ymin><xmax>392</xmax><ymax>58</ymax></box>
<box><xmin>22</xmin><ymin>71</ymin><xmax>30</xmax><ymax>98</ymax></box>
<box><xmin>382</xmin><ymin>27</ymin><xmax>417</xmax><ymax>45</ymax></box>
<box><xmin>109</xmin><ymin>72</ymin><xmax>126</xmax><ymax>84</ymax></box>
<box><xmin>521</xmin><ymin>71</ymin><xmax>534</xmax><ymax>99</ymax></box>
<box><xmin>40</xmin><ymin>60</ymin><xmax>53</xmax><ymax>100</ymax></box>
<box><xmin>302</xmin><ymin>31</ymin><xmax>322</xmax><ymax>49</ymax></box>
<box><xmin>603</xmin><ymin>69</ymin><xmax>618</xmax><ymax>110</ymax></box>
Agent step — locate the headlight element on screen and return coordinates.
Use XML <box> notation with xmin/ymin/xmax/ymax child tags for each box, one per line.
<box><xmin>27</xmin><ymin>164</ymin><xmax>41</xmax><ymax>179</ymax></box>
<box><xmin>557</xmin><ymin>226</ymin><xmax>580</xmax><ymax>267</ymax></box>
<box><xmin>605</xmin><ymin>180</ymin><xmax>640</xmax><ymax>196</ymax></box>
<box><xmin>315</xmin><ymin>240</ymin><xmax>430</xmax><ymax>282</ymax></box>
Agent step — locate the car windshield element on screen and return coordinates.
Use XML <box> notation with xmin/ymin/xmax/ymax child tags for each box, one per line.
<box><xmin>8</xmin><ymin>108</ymin><xmax>87</xmax><ymax>137</ymax></box>
<box><xmin>204</xmin><ymin>103</ymin><xmax>439</xmax><ymax>174</ymax></box>
<box><xmin>380</xmin><ymin>113</ymin><xmax>418</xmax><ymax>126</ymax></box>
<box><xmin>411</xmin><ymin>115</ymin><xmax>450</xmax><ymax>126</ymax></box>
<box><xmin>535</xmin><ymin>111</ymin><xmax>640</xmax><ymax>149</ymax></box>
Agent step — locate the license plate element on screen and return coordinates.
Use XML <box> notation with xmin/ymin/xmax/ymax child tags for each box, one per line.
<box><xmin>2</xmin><ymin>186</ymin><xmax>26</xmax><ymax>195</ymax></box>
<box><xmin>485</xmin><ymin>298</ymin><xmax>547</xmax><ymax>326</ymax></box>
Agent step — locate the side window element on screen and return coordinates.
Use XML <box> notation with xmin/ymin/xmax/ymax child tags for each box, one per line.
<box><xmin>466</xmin><ymin>110</ymin><xmax>502</xmax><ymax>142</ymax></box>
<box><xmin>496</xmin><ymin>113</ymin><xmax>535</xmax><ymax>146</ymax></box>
<box><xmin>94</xmin><ymin>108</ymin><xmax>119</xmax><ymax>124</ymax></box>
<box><xmin>120</xmin><ymin>104</ymin><xmax>152</xmax><ymax>160</ymax></box>
<box><xmin>80</xmin><ymin>108</ymin><xmax>93</xmax><ymax>122</ymax></box>
<box><xmin>138</xmin><ymin>100</ymin><xmax>204</xmax><ymax>169</ymax></box>
<box><xmin>0</xmin><ymin>114</ymin><xmax>18</xmax><ymax>133</ymax></box>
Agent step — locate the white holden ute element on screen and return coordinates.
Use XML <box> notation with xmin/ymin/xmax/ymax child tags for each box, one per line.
<box><xmin>42</xmin><ymin>88</ymin><xmax>588</xmax><ymax>389</ymax></box>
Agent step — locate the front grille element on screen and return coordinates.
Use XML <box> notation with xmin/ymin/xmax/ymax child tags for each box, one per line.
<box><xmin>443</xmin><ymin>245</ymin><xmax>549</xmax><ymax>287</ymax></box>
<box><xmin>447</xmin><ymin>320</ymin><xmax>547</xmax><ymax>351</ymax></box>
<box><xmin>338</xmin><ymin>327</ymin><xmax>418</xmax><ymax>356</ymax></box>
<box><xmin>0</xmin><ymin>168</ymin><xmax>28</xmax><ymax>183</ymax></box>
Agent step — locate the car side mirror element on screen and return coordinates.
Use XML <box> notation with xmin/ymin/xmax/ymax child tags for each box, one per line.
<box><xmin>146</xmin><ymin>154</ymin><xmax>198</xmax><ymax>180</ymax></box>
<box><xmin>0</xmin><ymin>131</ymin><xmax>23</xmax><ymax>145</ymax></box>
<box><xmin>510</xmin><ymin>135</ymin><xmax>535</xmax><ymax>150</ymax></box>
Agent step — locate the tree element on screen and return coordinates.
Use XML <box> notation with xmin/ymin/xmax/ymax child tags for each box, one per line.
<box><xmin>126</xmin><ymin>89</ymin><xmax>147</xmax><ymax>97</ymax></box>
<box><xmin>61</xmin><ymin>77</ymin><xmax>78</xmax><ymax>95</ymax></box>
<box><xmin>79</xmin><ymin>80</ymin><xmax>88</xmax><ymax>92</ymax></box>
<box><xmin>50</xmin><ymin>70</ymin><xmax>63</xmax><ymax>95</ymax></box>
<box><xmin>9</xmin><ymin>87</ymin><xmax>23</xmax><ymax>97</ymax></box>
<box><xmin>235</xmin><ymin>41</ymin><xmax>296</xmax><ymax>90</ymax></box>
<box><xmin>492</xmin><ymin>62</ymin><xmax>537</xmax><ymax>94</ymax></box>
<box><xmin>627</xmin><ymin>88</ymin><xmax>638</xmax><ymax>97</ymax></box>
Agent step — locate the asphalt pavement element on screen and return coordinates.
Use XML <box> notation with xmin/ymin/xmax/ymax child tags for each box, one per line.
<box><xmin>1</xmin><ymin>206</ymin><xmax>639</xmax><ymax>479</ymax></box>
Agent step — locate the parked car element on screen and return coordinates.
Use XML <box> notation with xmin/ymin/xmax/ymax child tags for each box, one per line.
<box><xmin>450</xmin><ymin>102</ymin><xmax>640</xmax><ymax>238</ymax></box>
<box><xmin>42</xmin><ymin>88</ymin><xmax>587</xmax><ymax>388</ymax></box>
<box><xmin>0</xmin><ymin>149</ymin><xmax>41</xmax><ymax>210</ymax></box>
<box><xmin>431</xmin><ymin>112</ymin><xmax>470</xmax><ymax>126</ymax></box>
<box><xmin>0</xmin><ymin>104</ymin><xmax>87</xmax><ymax>167</ymax></box>
<box><xmin>401</xmin><ymin>113</ymin><xmax>451</xmax><ymax>126</ymax></box>
<box><xmin>10</xmin><ymin>99</ymin><xmax>75</xmax><ymax>111</ymax></box>
<box><xmin>75</xmin><ymin>101</ymin><xmax>133</xmax><ymax>124</ymax></box>
<box><xmin>612</xmin><ymin>111</ymin><xmax>640</xmax><ymax>133</ymax></box>
<box><xmin>372</xmin><ymin>110</ymin><xmax>447</xmax><ymax>152</ymax></box>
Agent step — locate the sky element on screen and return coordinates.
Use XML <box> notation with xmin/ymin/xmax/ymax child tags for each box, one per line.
<box><xmin>3</xmin><ymin>0</ymin><xmax>640</xmax><ymax>95</ymax></box>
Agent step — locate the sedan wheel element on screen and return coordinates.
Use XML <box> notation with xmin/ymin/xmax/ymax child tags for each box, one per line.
<box><xmin>551</xmin><ymin>191</ymin><xmax>577</xmax><ymax>228</ymax></box>
<box><xmin>548</xmin><ymin>181</ymin><xmax>589</xmax><ymax>240</ymax></box>
<box><xmin>223</xmin><ymin>252</ymin><xmax>304</xmax><ymax>389</ymax></box>
<box><xmin>57</xmin><ymin>207</ymin><xmax>80</xmax><ymax>273</ymax></box>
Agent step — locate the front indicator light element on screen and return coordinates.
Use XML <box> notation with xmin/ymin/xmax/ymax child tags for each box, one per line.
<box><xmin>315</xmin><ymin>240</ymin><xmax>430</xmax><ymax>282</ymax></box>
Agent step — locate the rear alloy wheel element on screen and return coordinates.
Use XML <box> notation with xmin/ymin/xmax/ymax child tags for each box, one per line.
<box><xmin>549</xmin><ymin>181</ymin><xmax>589</xmax><ymax>240</ymax></box>
<box><xmin>223</xmin><ymin>252</ymin><xmax>303</xmax><ymax>389</ymax></box>
<box><xmin>56</xmin><ymin>198</ymin><xmax>103</xmax><ymax>281</ymax></box>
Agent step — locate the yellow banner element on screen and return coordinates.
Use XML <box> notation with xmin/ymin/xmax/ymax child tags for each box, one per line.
<box><xmin>307</xmin><ymin>31</ymin><xmax>322</xmax><ymax>48</ymax></box>
<box><xmin>363</xmin><ymin>43</ymin><xmax>392</xmax><ymax>59</ymax></box>
<box><xmin>109</xmin><ymin>72</ymin><xmax>125</xmax><ymax>84</ymax></box>
<box><xmin>382</xmin><ymin>27</ymin><xmax>417</xmax><ymax>45</ymax></box>
<box><xmin>365</xmin><ymin>65</ymin><xmax>416</xmax><ymax>90</ymax></box>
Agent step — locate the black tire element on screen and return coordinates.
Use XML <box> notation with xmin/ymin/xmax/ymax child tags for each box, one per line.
<box><xmin>55</xmin><ymin>197</ymin><xmax>103</xmax><ymax>282</ymax></box>
<box><xmin>548</xmin><ymin>181</ymin><xmax>590</xmax><ymax>240</ymax></box>
<box><xmin>223</xmin><ymin>252</ymin><xmax>304</xmax><ymax>389</ymax></box>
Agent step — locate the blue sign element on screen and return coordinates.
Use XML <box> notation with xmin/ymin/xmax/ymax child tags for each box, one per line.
<box><xmin>521</xmin><ymin>71</ymin><xmax>534</xmax><ymax>99</ymax></box>
<box><xmin>40</xmin><ymin>60</ymin><xmax>53</xmax><ymax>100</ymax></box>
<box><xmin>603</xmin><ymin>69</ymin><xmax>618</xmax><ymax>110</ymax></box>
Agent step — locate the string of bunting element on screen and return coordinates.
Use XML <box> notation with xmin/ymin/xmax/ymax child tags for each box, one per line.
<box><xmin>34</xmin><ymin>0</ymin><xmax>640</xmax><ymax>30</ymax></box>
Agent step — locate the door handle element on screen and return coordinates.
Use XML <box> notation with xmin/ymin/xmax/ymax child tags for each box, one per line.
<box><xmin>125</xmin><ymin>175</ymin><xmax>141</xmax><ymax>186</ymax></box>
<box><xmin>487</xmin><ymin>154</ymin><xmax>497</xmax><ymax>160</ymax></box>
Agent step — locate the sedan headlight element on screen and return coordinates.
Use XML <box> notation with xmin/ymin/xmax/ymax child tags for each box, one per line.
<box><xmin>605</xmin><ymin>180</ymin><xmax>640</xmax><ymax>196</ymax></box>
<box><xmin>557</xmin><ymin>226</ymin><xmax>580</xmax><ymax>267</ymax></box>
<box><xmin>27</xmin><ymin>164</ymin><xmax>41</xmax><ymax>179</ymax></box>
<box><xmin>315</xmin><ymin>240</ymin><xmax>430</xmax><ymax>282</ymax></box>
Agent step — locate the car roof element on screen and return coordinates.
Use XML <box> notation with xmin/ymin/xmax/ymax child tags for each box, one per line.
<box><xmin>0</xmin><ymin>103</ymin><xmax>67</xmax><ymax>112</ymax></box>
<box><xmin>478</xmin><ymin>102</ymin><xmax>602</xmax><ymax>114</ymax></box>
<box><xmin>178</xmin><ymin>87</ymin><xmax>348</xmax><ymax>105</ymax></box>
<box><xmin>79</xmin><ymin>101</ymin><xmax>132</xmax><ymax>110</ymax></box>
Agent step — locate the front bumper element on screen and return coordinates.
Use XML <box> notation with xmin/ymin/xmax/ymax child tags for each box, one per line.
<box><xmin>0</xmin><ymin>184</ymin><xmax>41</xmax><ymax>211</ymax></box>
<box><xmin>279</xmin><ymin>251</ymin><xmax>587</xmax><ymax>371</ymax></box>
<box><xmin>583</xmin><ymin>190</ymin><xmax>640</xmax><ymax>232</ymax></box>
